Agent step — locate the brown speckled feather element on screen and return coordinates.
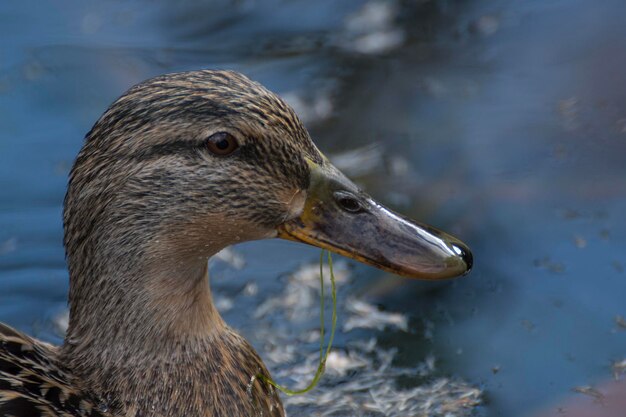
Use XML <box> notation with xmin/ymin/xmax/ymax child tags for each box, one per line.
<box><xmin>0</xmin><ymin>324</ymin><xmax>105</xmax><ymax>417</ymax></box>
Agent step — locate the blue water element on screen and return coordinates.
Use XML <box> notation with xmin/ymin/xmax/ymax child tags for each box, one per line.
<box><xmin>1</xmin><ymin>1</ymin><xmax>626</xmax><ymax>416</ymax></box>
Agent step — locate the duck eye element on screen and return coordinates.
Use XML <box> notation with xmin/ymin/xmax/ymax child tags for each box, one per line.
<box><xmin>206</xmin><ymin>132</ymin><xmax>239</xmax><ymax>156</ymax></box>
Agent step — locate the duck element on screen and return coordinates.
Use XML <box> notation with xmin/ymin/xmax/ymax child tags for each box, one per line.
<box><xmin>0</xmin><ymin>69</ymin><xmax>472</xmax><ymax>417</ymax></box>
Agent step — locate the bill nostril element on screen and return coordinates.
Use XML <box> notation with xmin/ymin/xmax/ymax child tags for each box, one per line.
<box><xmin>333</xmin><ymin>191</ymin><xmax>363</xmax><ymax>213</ymax></box>
<box><xmin>339</xmin><ymin>197</ymin><xmax>361</xmax><ymax>212</ymax></box>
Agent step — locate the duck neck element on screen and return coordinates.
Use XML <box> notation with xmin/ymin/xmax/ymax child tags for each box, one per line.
<box><xmin>60</xmin><ymin>240</ymin><xmax>226</xmax><ymax>378</ymax></box>
<box><xmin>58</xmin><ymin>240</ymin><xmax>283</xmax><ymax>417</ymax></box>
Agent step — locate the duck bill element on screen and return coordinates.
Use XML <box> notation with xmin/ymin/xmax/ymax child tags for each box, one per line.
<box><xmin>277</xmin><ymin>161</ymin><xmax>472</xmax><ymax>280</ymax></box>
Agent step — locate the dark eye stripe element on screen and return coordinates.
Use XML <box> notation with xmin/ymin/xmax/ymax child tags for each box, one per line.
<box><xmin>131</xmin><ymin>140</ymin><xmax>205</xmax><ymax>160</ymax></box>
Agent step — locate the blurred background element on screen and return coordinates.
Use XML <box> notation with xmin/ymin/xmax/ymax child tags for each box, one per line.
<box><xmin>1</xmin><ymin>0</ymin><xmax>625</xmax><ymax>416</ymax></box>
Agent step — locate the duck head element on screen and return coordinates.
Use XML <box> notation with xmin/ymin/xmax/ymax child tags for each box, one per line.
<box><xmin>65</xmin><ymin>70</ymin><xmax>471</xmax><ymax>285</ymax></box>
<box><xmin>59</xmin><ymin>69</ymin><xmax>472</xmax><ymax>417</ymax></box>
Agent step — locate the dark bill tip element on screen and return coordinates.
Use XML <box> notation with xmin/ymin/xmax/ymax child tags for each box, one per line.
<box><xmin>452</xmin><ymin>241</ymin><xmax>473</xmax><ymax>274</ymax></box>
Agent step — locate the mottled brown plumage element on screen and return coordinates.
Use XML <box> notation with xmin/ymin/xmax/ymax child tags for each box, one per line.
<box><xmin>0</xmin><ymin>69</ymin><xmax>473</xmax><ymax>417</ymax></box>
<box><xmin>1</xmin><ymin>70</ymin><xmax>322</xmax><ymax>417</ymax></box>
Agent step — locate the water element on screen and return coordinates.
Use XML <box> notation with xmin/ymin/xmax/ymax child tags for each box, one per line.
<box><xmin>1</xmin><ymin>1</ymin><xmax>626</xmax><ymax>416</ymax></box>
